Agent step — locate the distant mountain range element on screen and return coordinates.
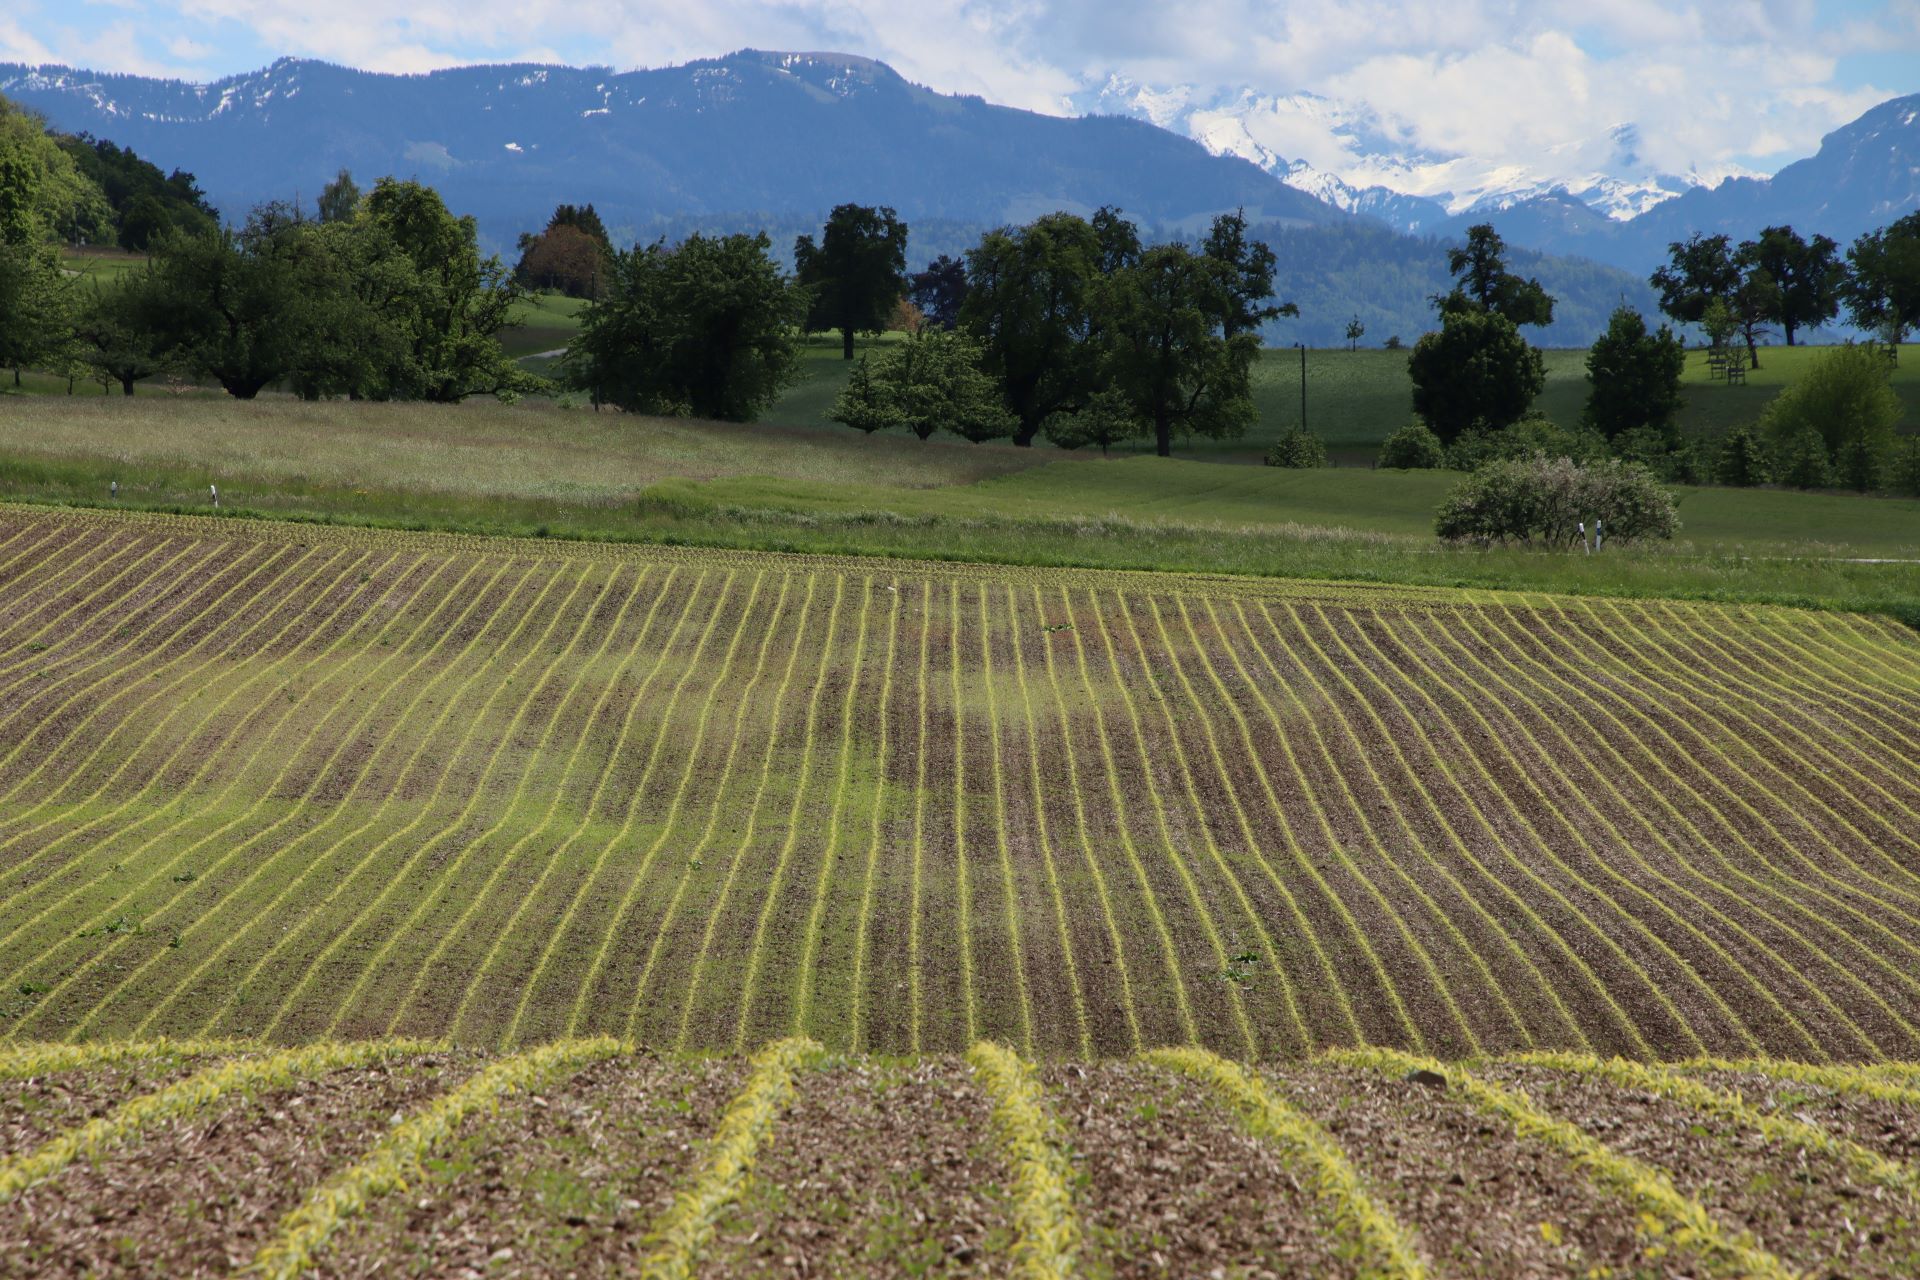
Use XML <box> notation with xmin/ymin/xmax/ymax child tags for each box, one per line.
<box><xmin>1</xmin><ymin>49</ymin><xmax>1910</xmax><ymax>340</ymax></box>
<box><xmin>0</xmin><ymin>51</ymin><xmax>1340</xmax><ymax>253</ymax></box>
<box><xmin>1082</xmin><ymin>77</ymin><xmax>1920</xmax><ymax>273</ymax></box>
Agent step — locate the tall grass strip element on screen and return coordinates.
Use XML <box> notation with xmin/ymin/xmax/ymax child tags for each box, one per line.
<box><xmin>253</xmin><ymin>1037</ymin><xmax>620</xmax><ymax>1280</ymax></box>
<box><xmin>967</xmin><ymin>1040</ymin><xmax>1081</xmax><ymax>1280</ymax></box>
<box><xmin>639</xmin><ymin>1036</ymin><xmax>824</xmax><ymax>1280</ymax></box>
<box><xmin>1330</xmin><ymin>1047</ymin><xmax>1793</xmax><ymax>1280</ymax></box>
<box><xmin>1147</xmin><ymin>1045</ymin><xmax>1427</xmax><ymax>1280</ymax></box>
<box><xmin>949</xmin><ymin>582</ymin><xmax>980</xmax><ymax>1047</ymax></box>
<box><xmin>1509</xmin><ymin>1051</ymin><xmax>1920</xmax><ymax>1195</ymax></box>
<box><xmin>0</xmin><ymin>1039</ymin><xmax>440</xmax><ymax>1200</ymax></box>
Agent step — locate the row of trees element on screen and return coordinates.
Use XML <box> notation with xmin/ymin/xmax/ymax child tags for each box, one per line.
<box><xmin>564</xmin><ymin>202</ymin><xmax>1294</xmax><ymax>458</ymax></box>
<box><xmin>1651</xmin><ymin>217</ymin><xmax>1920</xmax><ymax>362</ymax></box>
<box><xmin>32</xmin><ymin>177</ymin><xmax>522</xmax><ymax>400</ymax></box>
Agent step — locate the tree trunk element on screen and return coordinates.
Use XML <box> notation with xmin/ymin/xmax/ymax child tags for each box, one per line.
<box><xmin>121</xmin><ymin>375</ymin><xmax>136</xmax><ymax>396</ymax></box>
<box><xmin>1012</xmin><ymin>416</ymin><xmax>1039</xmax><ymax>448</ymax></box>
<box><xmin>1784</xmin><ymin>320</ymin><xmax>1796</xmax><ymax>346</ymax></box>
<box><xmin>1745</xmin><ymin>332</ymin><xmax>1761</xmax><ymax>370</ymax></box>
<box><xmin>842</xmin><ymin>327</ymin><xmax>855</xmax><ymax>361</ymax></box>
<box><xmin>1155</xmin><ymin>410</ymin><xmax>1172</xmax><ymax>458</ymax></box>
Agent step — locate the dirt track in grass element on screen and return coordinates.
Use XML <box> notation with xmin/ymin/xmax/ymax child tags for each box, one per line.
<box><xmin>2</xmin><ymin>506</ymin><xmax>1920</xmax><ymax>1057</ymax></box>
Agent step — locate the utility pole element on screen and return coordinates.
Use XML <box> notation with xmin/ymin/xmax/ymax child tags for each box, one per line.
<box><xmin>1295</xmin><ymin>342</ymin><xmax>1307</xmax><ymax>432</ymax></box>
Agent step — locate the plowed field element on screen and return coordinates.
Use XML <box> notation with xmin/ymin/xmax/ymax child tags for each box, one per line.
<box><xmin>4</xmin><ymin>1041</ymin><xmax>1920</xmax><ymax>1278</ymax></box>
<box><xmin>2</xmin><ymin>507</ymin><xmax>1919</xmax><ymax>1059</ymax></box>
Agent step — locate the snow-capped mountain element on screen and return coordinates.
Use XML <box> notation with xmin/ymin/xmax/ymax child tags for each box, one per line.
<box><xmin>1075</xmin><ymin>77</ymin><xmax>1755</xmax><ymax>234</ymax></box>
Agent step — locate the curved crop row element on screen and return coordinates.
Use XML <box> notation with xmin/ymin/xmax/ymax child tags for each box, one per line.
<box><xmin>967</xmin><ymin>1040</ymin><xmax>1081</xmax><ymax>1280</ymax></box>
<box><xmin>0</xmin><ymin>1039</ymin><xmax>441</xmax><ymax>1200</ymax></box>
<box><xmin>1147</xmin><ymin>1045</ymin><xmax>1427</xmax><ymax>1280</ymax></box>
<box><xmin>253</xmin><ymin>1037</ymin><xmax>621</xmax><ymax>1280</ymax></box>
<box><xmin>1508</xmin><ymin>1050</ymin><xmax>1919</xmax><ymax>1193</ymax></box>
<box><xmin>639</xmin><ymin>1036</ymin><xmax>825</xmax><ymax>1280</ymax></box>
<box><xmin>1328</xmin><ymin>1047</ymin><xmax>1793</xmax><ymax>1280</ymax></box>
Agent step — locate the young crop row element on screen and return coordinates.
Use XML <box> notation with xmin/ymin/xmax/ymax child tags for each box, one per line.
<box><xmin>8</xmin><ymin>1040</ymin><xmax>1920</xmax><ymax>1277</ymax></box>
<box><xmin>1</xmin><ymin>510</ymin><xmax>1918</xmax><ymax>1056</ymax></box>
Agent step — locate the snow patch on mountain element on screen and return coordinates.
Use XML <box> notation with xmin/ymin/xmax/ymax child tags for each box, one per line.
<box><xmin>1076</xmin><ymin>75</ymin><xmax>1758</xmax><ymax>232</ymax></box>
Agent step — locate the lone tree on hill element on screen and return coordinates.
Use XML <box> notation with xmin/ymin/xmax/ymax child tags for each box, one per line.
<box><xmin>795</xmin><ymin>203</ymin><xmax>908</xmax><ymax>360</ymax></box>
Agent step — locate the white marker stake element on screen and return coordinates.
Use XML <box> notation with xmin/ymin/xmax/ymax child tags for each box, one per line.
<box><xmin>210</xmin><ymin>483</ymin><xmax>218</xmax><ymax>509</ymax></box>
<box><xmin>1578</xmin><ymin>520</ymin><xmax>1588</xmax><ymax>555</ymax></box>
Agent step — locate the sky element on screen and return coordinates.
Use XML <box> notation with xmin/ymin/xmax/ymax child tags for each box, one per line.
<box><xmin>3</xmin><ymin>0</ymin><xmax>1916</xmax><ymax>183</ymax></box>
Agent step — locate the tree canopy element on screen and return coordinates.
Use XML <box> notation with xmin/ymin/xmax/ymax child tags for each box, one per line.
<box><xmin>1408</xmin><ymin>306</ymin><xmax>1546</xmax><ymax>444</ymax></box>
<box><xmin>566</xmin><ymin>230</ymin><xmax>806</xmax><ymax>420</ymax></box>
<box><xmin>795</xmin><ymin>204</ymin><xmax>908</xmax><ymax>360</ymax></box>
<box><xmin>1441</xmin><ymin>224</ymin><xmax>1555</xmax><ymax>327</ymax></box>
<box><xmin>1583</xmin><ymin>307</ymin><xmax>1686</xmax><ymax>441</ymax></box>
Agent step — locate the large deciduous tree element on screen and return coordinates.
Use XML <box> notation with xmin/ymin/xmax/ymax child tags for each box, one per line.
<box><xmin>959</xmin><ymin>210</ymin><xmax>1106</xmax><ymax>448</ymax></box>
<box><xmin>1737</xmin><ymin>224</ymin><xmax>1844</xmax><ymax>346</ymax></box>
<box><xmin>1843</xmin><ymin>212</ymin><xmax>1920</xmax><ymax>345</ymax></box>
<box><xmin>1202</xmin><ymin>208</ymin><xmax>1295</xmax><ymax>337</ymax></box>
<box><xmin>1407</xmin><ymin>306</ymin><xmax>1546</xmax><ymax>444</ymax></box>
<box><xmin>565</xmin><ymin>231</ymin><xmax>806</xmax><ymax>421</ymax></box>
<box><xmin>1093</xmin><ymin>242</ymin><xmax>1258</xmax><ymax>458</ymax></box>
<box><xmin>795</xmin><ymin>203</ymin><xmax>908</xmax><ymax>360</ymax></box>
<box><xmin>1583</xmin><ymin>307</ymin><xmax>1686</xmax><ymax>441</ymax></box>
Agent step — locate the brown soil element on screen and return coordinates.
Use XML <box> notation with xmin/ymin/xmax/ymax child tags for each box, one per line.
<box><xmin>1483</xmin><ymin>1062</ymin><xmax>1920</xmax><ymax>1279</ymax></box>
<box><xmin>1284</xmin><ymin>1062</ymin><xmax>1690</xmax><ymax>1278</ymax></box>
<box><xmin>1054</xmin><ymin>1062</ymin><xmax>1352</xmax><ymax>1279</ymax></box>
<box><xmin>0</xmin><ymin>1053</ymin><xmax>473</xmax><ymax>1280</ymax></box>
<box><xmin>699</xmin><ymin>1060</ymin><xmax>1013</xmax><ymax>1279</ymax></box>
<box><xmin>321</xmin><ymin>1054</ymin><xmax>741</xmax><ymax>1280</ymax></box>
<box><xmin>0</xmin><ymin>1058</ymin><xmax>206</xmax><ymax>1156</ymax></box>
